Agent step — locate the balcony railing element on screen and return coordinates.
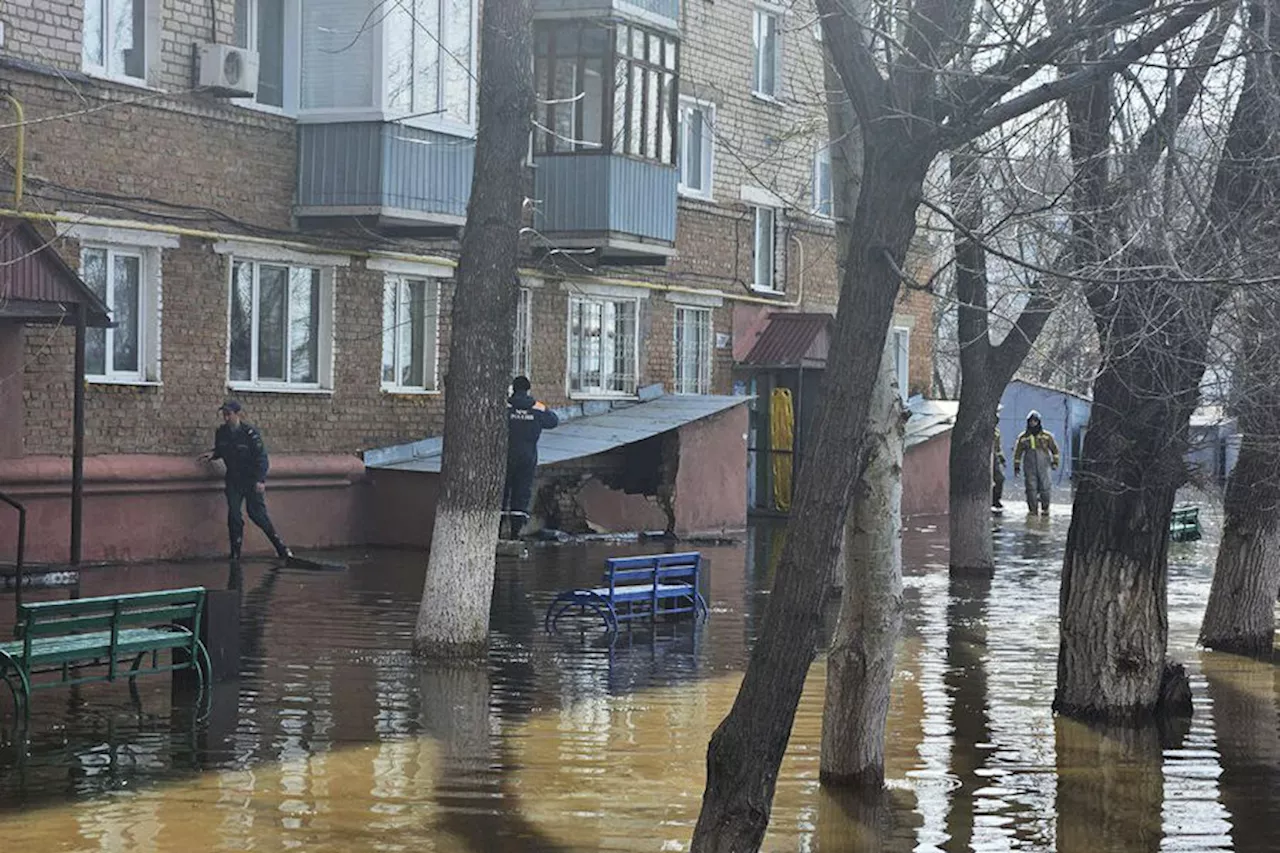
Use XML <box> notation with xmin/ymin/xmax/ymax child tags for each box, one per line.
<box><xmin>533</xmin><ymin>154</ymin><xmax>678</xmax><ymax>265</ymax></box>
<box><xmin>295</xmin><ymin>123</ymin><xmax>475</xmax><ymax>235</ymax></box>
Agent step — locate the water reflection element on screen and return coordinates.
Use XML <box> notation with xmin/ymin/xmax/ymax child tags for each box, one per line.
<box><xmin>0</xmin><ymin>510</ymin><xmax>1278</xmax><ymax>851</ymax></box>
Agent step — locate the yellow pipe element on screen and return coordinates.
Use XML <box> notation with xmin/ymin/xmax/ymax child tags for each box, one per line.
<box><xmin>0</xmin><ymin>207</ymin><xmax>809</xmax><ymax>308</ymax></box>
<box><xmin>2</xmin><ymin>94</ymin><xmax>24</xmax><ymax>208</ymax></box>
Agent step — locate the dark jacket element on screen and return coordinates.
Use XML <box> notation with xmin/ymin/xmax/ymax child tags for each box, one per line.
<box><xmin>212</xmin><ymin>422</ymin><xmax>270</xmax><ymax>484</ymax></box>
<box><xmin>508</xmin><ymin>392</ymin><xmax>559</xmax><ymax>466</ymax></box>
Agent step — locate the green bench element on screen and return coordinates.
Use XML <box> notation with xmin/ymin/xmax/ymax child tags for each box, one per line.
<box><xmin>0</xmin><ymin>587</ymin><xmax>212</xmax><ymax>725</ymax></box>
<box><xmin>1170</xmin><ymin>505</ymin><xmax>1202</xmax><ymax>542</ymax></box>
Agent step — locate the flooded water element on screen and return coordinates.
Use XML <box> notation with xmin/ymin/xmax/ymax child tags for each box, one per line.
<box><xmin>1</xmin><ymin>501</ymin><xmax>1278</xmax><ymax>851</ymax></box>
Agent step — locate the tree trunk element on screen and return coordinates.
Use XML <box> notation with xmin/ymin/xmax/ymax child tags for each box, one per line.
<box><xmin>691</xmin><ymin>133</ymin><xmax>931</xmax><ymax>853</ymax></box>
<box><xmin>414</xmin><ymin>0</ymin><xmax>533</xmax><ymax>658</ymax></box>
<box><xmin>820</xmin><ymin>346</ymin><xmax>904</xmax><ymax>788</ymax></box>
<box><xmin>948</xmin><ymin>388</ymin><xmax>999</xmax><ymax>573</ymax></box>
<box><xmin>947</xmin><ymin>147</ymin><xmax>1053</xmax><ymax>574</ymax></box>
<box><xmin>1055</xmin><ymin>277</ymin><xmax>1217</xmax><ymax>719</ymax></box>
<box><xmin>1202</xmin><ymin>296</ymin><xmax>1280</xmax><ymax>656</ymax></box>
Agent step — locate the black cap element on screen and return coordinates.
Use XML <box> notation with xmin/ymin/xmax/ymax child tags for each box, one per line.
<box><xmin>219</xmin><ymin>399</ymin><xmax>242</xmax><ymax>413</ymax></box>
<box><xmin>511</xmin><ymin>376</ymin><xmax>531</xmax><ymax>394</ymax></box>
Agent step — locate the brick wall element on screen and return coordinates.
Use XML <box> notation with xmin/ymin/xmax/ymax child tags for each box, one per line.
<box><xmin>4</xmin><ymin>0</ymin><xmax>935</xmax><ymax>463</ymax></box>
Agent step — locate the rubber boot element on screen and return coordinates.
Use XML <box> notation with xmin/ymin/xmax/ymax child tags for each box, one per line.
<box><xmin>271</xmin><ymin>535</ymin><xmax>292</xmax><ymax>560</ymax></box>
<box><xmin>230</xmin><ymin>536</ymin><xmax>243</xmax><ymax>562</ymax></box>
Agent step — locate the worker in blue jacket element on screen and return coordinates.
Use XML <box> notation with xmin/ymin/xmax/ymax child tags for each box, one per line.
<box><xmin>503</xmin><ymin>376</ymin><xmax>559</xmax><ymax>540</ymax></box>
<box><xmin>200</xmin><ymin>400</ymin><xmax>291</xmax><ymax>561</ymax></box>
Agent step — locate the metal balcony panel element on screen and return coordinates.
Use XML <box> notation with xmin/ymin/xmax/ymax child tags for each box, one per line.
<box><xmin>534</xmin><ymin>154</ymin><xmax>677</xmax><ymax>249</ymax></box>
<box><xmin>296</xmin><ymin>123</ymin><xmax>474</xmax><ymax>228</ymax></box>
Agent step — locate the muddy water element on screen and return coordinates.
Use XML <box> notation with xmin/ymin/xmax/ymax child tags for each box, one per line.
<box><xmin>1</xmin><ymin>504</ymin><xmax>1279</xmax><ymax>851</ymax></box>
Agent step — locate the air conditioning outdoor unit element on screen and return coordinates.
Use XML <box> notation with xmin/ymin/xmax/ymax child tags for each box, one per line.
<box><xmin>197</xmin><ymin>42</ymin><xmax>259</xmax><ymax>98</ymax></box>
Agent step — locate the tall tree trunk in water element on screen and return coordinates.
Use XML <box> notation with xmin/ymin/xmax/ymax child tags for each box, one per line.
<box><xmin>817</xmin><ymin>49</ymin><xmax>905</xmax><ymax>791</ymax></box>
<box><xmin>947</xmin><ymin>148</ymin><xmax>1052</xmax><ymax>574</ymax></box>
<box><xmin>691</xmin><ymin>131</ymin><xmax>930</xmax><ymax>853</ymax></box>
<box><xmin>1055</xmin><ymin>271</ymin><xmax>1217</xmax><ymax>718</ymax></box>
<box><xmin>820</xmin><ymin>345</ymin><xmax>904</xmax><ymax>787</ymax></box>
<box><xmin>1056</xmin><ymin>0</ymin><xmax>1267</xmax><ymax>716</ymax></box>
<box><xmin>414</xmin><ymin>0</ymin><xmax>533</xmax><ymax>658</ymax></box>
<box><xmin>1202</xmin><ymin>297</ymin><xmax>1280</xmax><ymax>656</ymax></box>
<box><xmin>1200</xmin><ymin>0</ymin><xmax>1280</xmax><ymax>655</ymax></box>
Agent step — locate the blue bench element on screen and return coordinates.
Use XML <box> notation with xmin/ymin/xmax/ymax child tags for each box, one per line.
<box><xmin>544</xmin><ymin>552</ymin><xmax>709</xmax><ymax>633</ymax></box>
<box><xmin>0</xmin><ymin>587</ymin><xmax>212</xmax><ymax>726</ymax></box>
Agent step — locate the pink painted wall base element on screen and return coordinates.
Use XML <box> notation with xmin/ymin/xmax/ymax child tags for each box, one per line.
<box><xmin>0</xmin><ymin>454</ymin><xmax>367</xmax><ymax>564</ymax></box>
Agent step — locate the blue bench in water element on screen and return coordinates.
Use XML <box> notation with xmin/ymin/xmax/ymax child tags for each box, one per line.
<box><xmin>544</xmin><ymin>552</ymin><xmax>709</xmax><ymax>633</ymax></box>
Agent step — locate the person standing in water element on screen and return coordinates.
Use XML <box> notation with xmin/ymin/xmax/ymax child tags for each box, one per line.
<box><xmin>1013</xmin><ymin>409</ymin><xmax>1060</xmax><ymax>516</ymax></box>
<box><xmin>199</xmin><ymin>400</ymin><xmax>291</xmax><ymax>561</ymax></box>
<box><xmin>502</xmin><ymin>376</ymin><xmax>559</xmax><ymax>540</ymax></box>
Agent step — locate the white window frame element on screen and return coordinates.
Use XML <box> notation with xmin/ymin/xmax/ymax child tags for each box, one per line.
<box><xmin>566</xmin><ymin>294</ymin><xmax>642</xmax><ymax>399</ymax></box>
<box><xmin>678</xmin><ymin>97</ymin><xmax>716</xmax><ymax>200</ymax></box>
<box><xmin>233</xmin><ymin>0</ymin><xmax>301</xmax><ymax>115</ymax></box>
<box><xmin>674</xmin><ymin>306</ymin><xmax>713</xmax><ymax>395</ymax></box>
<box><xmin>813</xmin><ymin>143</ymin><xmax>833</xmax><ymax>218</ymax></box>
<box><xmin>751</xmin><ymin>206</ymin><xmax>779</xmax><ymax>293</ymax></box>
<box><xmin>752</xmin><ymin>8</ymin><xmax>782</xmax><ymax>100</ymax></box>
<box><xmin>224</xmin><ymin>257</ymin><xmax>336</xmax><ymax>393</ymax></box>
<box><xmin>78</xmin><ymin>245</ymin><xmax>162</xmax><ymax>385</ymax></box>
<box><xmin>380</xmin><ymin>275</ymin><xmax>441</xmax><ymax>394</ymax></box>
<box><xmin>81</xmin><ymin>0</ymin><xmax>157</xmax><ymax>86</ymax></box>
<box><xmin>891</xmin><ymin>326</ymin><xmax>911</xmax><ymax>401</ymax></box>
<box><xmin>374</xmin><ymin>0</ymin><xmax>481</xmax><ymax>135</ymax></box>
<box><xmin>513</xmin><ymin>286</ymin><xmax>533</xmax><ymax>380</ymax></box>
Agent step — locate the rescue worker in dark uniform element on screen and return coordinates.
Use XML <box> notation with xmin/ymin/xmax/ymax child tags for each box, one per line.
<box><xmin>1013</xmin><ymin>409</ymin><xmax>1060</xmax><ymax>516</ymax></box>
<box><xmin>503</xmin><ymin>376</ymin><xmax>559</xmax><ymax>540</ymax></box>
<box><xmin>199</xmin><ymin>400</ymin><xmax>291</xmax><ymax>561</ymax></box>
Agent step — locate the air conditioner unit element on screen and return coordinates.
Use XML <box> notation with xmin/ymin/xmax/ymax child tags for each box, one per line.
<box><xmin>197</xmin><ymin>42</ymin><xmax>259</xmax><ymax>98</ymax></box>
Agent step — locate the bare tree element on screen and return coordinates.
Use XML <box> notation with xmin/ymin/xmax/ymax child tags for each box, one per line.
<box><xmin>1055</xmin><ymin>0</ymin><xmax>1262</xmax><ymax>719</ymax></box>
<box><xmin>414</xmin><ymin>0</ymin><xmax>534</xmax><ymax>657</ymax></box>
<box><xmin>947</xmin><ymin>145</ymin><xmax>1053</xmax><ymax>573</ymax></box>
<box><xmin>690</xmin><ymin>0</ymin><xmax>1225</xmax><ymax>846</ymax></box>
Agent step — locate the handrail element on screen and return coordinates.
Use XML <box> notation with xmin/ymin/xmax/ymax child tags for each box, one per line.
<box><xmin>0</xmin><ymin>490</ymin><xmax>26</xmax><ymax>619</ymax></box>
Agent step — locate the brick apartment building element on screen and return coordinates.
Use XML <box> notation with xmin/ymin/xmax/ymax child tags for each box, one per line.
<box><xmin>0</xmin><ymin>0</ymin><xmax>934</xmax><ymax>562</ymax></box>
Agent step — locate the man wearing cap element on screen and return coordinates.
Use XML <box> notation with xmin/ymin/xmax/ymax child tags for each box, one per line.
<box><xmin>199</xmin><ymin>400</ymin><xmax>291</xmax><ymax>561</ymax></box>
<box><xmin>502</xmin><ymin>376</ymin><xmax>559</xmax><ymax>540</ymax></box>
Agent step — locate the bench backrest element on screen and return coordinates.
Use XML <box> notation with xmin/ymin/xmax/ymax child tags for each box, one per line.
<box><xmin>15</xmin><ymin>587</ymin><xmax>207</xmax><ymax>640</ymax></box>
<box><xmin>605</xmin><ymin>552</ymin><xmax>702</xmax><ymax>590</ymax></box>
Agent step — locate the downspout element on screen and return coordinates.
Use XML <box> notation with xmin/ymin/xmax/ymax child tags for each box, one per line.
<box><xmin>2</xmin><ymin>93</ymin><xmax>24</xmax><ymax>207</ymax></box>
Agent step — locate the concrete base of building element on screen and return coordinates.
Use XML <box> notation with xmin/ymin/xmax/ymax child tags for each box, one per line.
<box><xmin>0</xmin><ymin>454</ymin><xmax>367</xmax><ymax>564</ymax></box>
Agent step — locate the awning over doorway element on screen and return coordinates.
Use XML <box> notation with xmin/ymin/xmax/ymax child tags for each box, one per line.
<box><xmin>0</xmin><ymin>218</ymin><xmax>111</xmax><ymax>326</ymax></box>
<box><xmin>737</xmin><ymin>312</ymin><xmax>832</xmax><ymax>370</ymax></box>
<box><xmin>0</xmin><ymin>216</ymin><xmax>113</xmax><ymax>570</ymax></box>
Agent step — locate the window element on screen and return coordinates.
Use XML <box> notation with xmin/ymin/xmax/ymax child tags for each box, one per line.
<box><xmin>533</xmin><ymin>21</ymin><xmax>678</xmax><ymax>163</ymax></box>
<box><xmin>678</xmin><ymin>98</ymin><xmax>715</xmax><ymax>198</ymax></box>
<box><xmin>674</xmin><ymin>307</ymin><xmax>712</xmax><ymax>395</ymax></box>
<box><xmin>83</xmin><ymin>0</ymin><xmax>147</xmax><ymax>82</ymax></box>
<box><xmin>753</xmin><ymin>10</ymin><xmax>780</xmax><ymax>98</ymax></box>
<box><xmin>81</xmin><ymin>246</ymin><xmax>153</xmax><ymax>381</ymax></box>
<box><xmin>568</xmin><ymin>296</ymin><xmax>639</xmax><ymax>396</ymax></box>
<box><xmin>514</xmin><ymin>287</ymin><xmax>533</xmax><ymax>379</ymax></box>
<box><xmin>381</xmin><ymin>276</ymin><xmax>441</xmax><ymax>392</ymax></box>
<box><xmin>752</xmin><ymin>207</ymin><xmax>777</xmax><ymax>292</ymax></box>
<box><xmin>229</xmin><ymin>260</ymin><xmax>330</xmax><ymax>388</ymax></box>
<box><xmin>234</xmin><ymin>0</ymin><xmax>286</xmax><ymax>108</ymax></box>
<box><xmin>891</xmin><ymin>327</ymin><xmax>910</xmax><ymax>401</ymax></box>
<box><xmin>813</xmin><ymin>145</ymin><xmax>833</xmax><ymax>217</ymax></box>
<box><xmin>386</xmin><ymin>0</ymin><xmax>476</xmax><ymax>127</ymax></box>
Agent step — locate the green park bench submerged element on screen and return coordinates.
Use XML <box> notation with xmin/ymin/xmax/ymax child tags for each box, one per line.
<box><xmin>0</xmin><ymin>587</ymin><xmax>212</xmax><ymax>725</ymax></box>
<box><xmin>1170</xmin><ymin>505</ymin><xmax>1202</xmax><ymax>543</ymax></box>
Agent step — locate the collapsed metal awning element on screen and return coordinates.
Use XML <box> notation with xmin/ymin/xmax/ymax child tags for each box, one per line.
<box><xmin>364</xmin><ymin>394</ymin><xmax>750</xmax><ymax>474</ymax></box>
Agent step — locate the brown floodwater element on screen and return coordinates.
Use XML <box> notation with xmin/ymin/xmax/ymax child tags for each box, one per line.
<box><xmin>1</xmin><ymin>501</ymin><xmax>1278</xmax><ymax>852</ymax></box>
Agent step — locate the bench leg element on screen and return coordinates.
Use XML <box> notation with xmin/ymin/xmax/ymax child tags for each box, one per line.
<box><xmin>0</xmin><ymin>652</ymin><xmax>30</xmax><ymax>728</ymax></box>
<box><xmin>193</xmin><ymin>638</ymin><xmax>214</xmax><ymax>723</ymax></box>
